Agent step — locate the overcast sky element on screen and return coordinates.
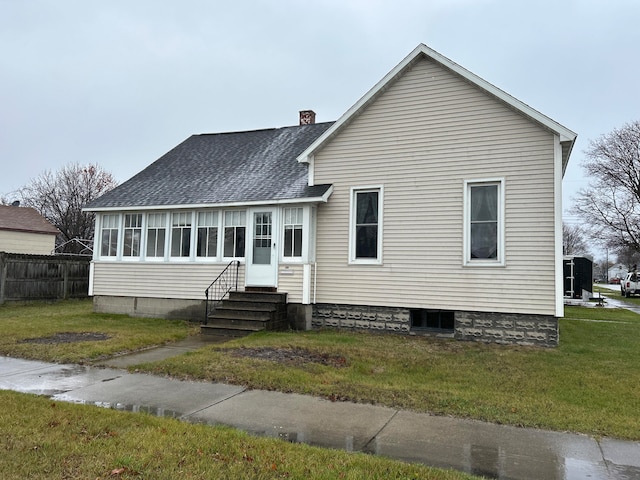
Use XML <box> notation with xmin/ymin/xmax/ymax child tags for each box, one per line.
<box><xmin>2</xmin><ymin>0</ymin><xmax>639</xmax><ymax>233</ymax></box>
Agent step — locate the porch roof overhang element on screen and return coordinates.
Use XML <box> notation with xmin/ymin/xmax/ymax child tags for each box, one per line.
<box><xmin>84</xmin><ymin>185</ymin><xmax>334</xmax><ymax>213</ymax></box>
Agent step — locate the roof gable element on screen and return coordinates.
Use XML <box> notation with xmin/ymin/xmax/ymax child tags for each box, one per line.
<box><xmin>0</xmin><ymin>205</ymin><xmax>59</xmax><ymax>235</ymax></box>
<box><xmin>87</xmin><ymin>122</ymin><xmax>334</xmax><ymax>211</ymax></box>
<box><xmin>298</xmin><ymin>44</ymin><xmax>577</xmax><ymax>174</ymax></box>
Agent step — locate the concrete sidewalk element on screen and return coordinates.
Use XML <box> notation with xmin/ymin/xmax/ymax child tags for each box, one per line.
<box><xmin>1</xmin><ymin>340</ymin><xmax>639</xmax><ymax>479</ymax></box>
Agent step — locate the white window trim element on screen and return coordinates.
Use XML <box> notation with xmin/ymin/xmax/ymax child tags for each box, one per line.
<box><xmin>97</xmin><ymin>213</ymin><xmax>121</xmax><ymax>261</ymax></box>
<box><xmin>195</xmin><ymin>210</ymin><xmax>221</xmax><ymax>261</ymax></box>
<box><xmin>144</xmin><ymin>212</ymin><xmax>169</xmax><ymax>262</ymax></box>
<box><xmin>281</xmin><ymin>205</ymin><xmax>307</xmax><ymax>264</ymax></box>
<box><xmin>169</xmin><ymin>211</ymin><xmax>196</xmax><ymax>262</ymax></box>
<box><xmin>463</xmin><ymin>178</ymin><xmax>505</xmax><ymax>267</ymax></box>
<box><xmin>349</xmin><ymin>185</ymin><xmax>384</xmax><ymax>265</ymax></box>
<box><xmin>121</xmin><ymin>212</ymin><xmax>143</xmax><ymax>261</ymax></box>
<box><xmin>222</xmin><ymin>209</ymin><xmax>247</xmax><ymax>260</ymax></box>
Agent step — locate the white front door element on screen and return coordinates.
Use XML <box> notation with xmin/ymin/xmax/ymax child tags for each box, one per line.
<box><xmin>245</xmin><ymin>207</ymin><xmax>278</xmax><ymax>287</ymax></box>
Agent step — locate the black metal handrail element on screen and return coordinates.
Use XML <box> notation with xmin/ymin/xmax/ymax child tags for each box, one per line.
<box><xmin>204</xmin><ymin>260</ymin><xmax>240</xmax><ymax>324</ymax></box>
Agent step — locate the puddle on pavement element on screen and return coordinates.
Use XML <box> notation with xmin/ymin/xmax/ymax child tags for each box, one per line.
<box><xmin>51</xmin><ymin>397</ymin><xmax>183</xmax><ymax>419</ymax></box>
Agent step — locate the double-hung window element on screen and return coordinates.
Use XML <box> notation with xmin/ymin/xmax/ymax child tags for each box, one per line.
<box><xmin>146</xmin><ymin>213</ymin><xmax>166</xmax><ymax>258</ymax></box>
<box><xmin>283</xmin><ymin>207</ymin><xmax>303</xmax><ymax>258</ymax></box>
<box><xmin>464</xmin><ymin>179</ymin><xmax>504</xmax><ymax>266</ymax></box>
<box><xmin>197</xmin><ymin>211</ymin><xmax>218</xmax><ymax>258</ymax></box>
<box><xmin>349</xmin><ymin>186</ymin><xmax>383</xmax><ymax>264</ymax></box>
<box><xmin>100</xmin><ymin>214</ymin><xmax>119</xmax><ymax>257</ymax></box>
<box><xmin>122</xmin><ymin>213</ymin><xmax>142</xmax><ymax>257</ymax></box>
<box><xmin>171</xmin><ymin>212</ymin><xmax>192</xmax><ymax>258</ymax></box>
<box><xmin>223</xmin><ymin>211</ymin><xmax>246</xmax><ymax>258</ymax></box>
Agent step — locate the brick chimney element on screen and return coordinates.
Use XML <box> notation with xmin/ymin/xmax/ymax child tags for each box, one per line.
<box><xmin>299</xmin><ymin>110</ymin><xmax>316</xmax><ymax>125</ymax></box>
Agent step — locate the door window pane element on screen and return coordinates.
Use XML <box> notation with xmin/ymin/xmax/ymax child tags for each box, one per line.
<box><xmin>253</xmin><ymin>212</ymin><xmax>272</xmax><ymax>265</ymax></box>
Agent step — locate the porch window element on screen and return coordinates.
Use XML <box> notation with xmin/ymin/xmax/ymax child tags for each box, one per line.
<box><xmin>100</xmin><ymin>214</ymin><xmax>119</xmax><ymax>257</ymax></box>
<box><xmin>283</xmin><ymin>207</ymin><xmax>303</xmax><ymax>258</ymax></box>
<box><xmin>223</xmin><ymin>210</ymin><xmax>246</xmax><ymax>258</ymax></box>
<box><xmin>146</xmin><ymin>213</ymin><xmax>166</xmax><ymax>258</ymax></box>
<box><xmin>122</xmin><ymin>213</ymin><xmax>142</xmax><ymax>257</ymax></box>
<box><xmin>170</xmin><ymin>212</ymin><xmax>192</xmax><ymax>257</ymax></box>
<box><xmin>465</xmin><ymin>179</ymin><xmax>504</xmax><ymax>266</ymax></box>
<box><xmin>197</xmin><ymin>211</ymin><xmax>218</xmax><ymax>258</ymax></box>
<box><xmin>349</xmin><ymin>186</ymin><xmax>383</xmax><ymax>264</ymax></box>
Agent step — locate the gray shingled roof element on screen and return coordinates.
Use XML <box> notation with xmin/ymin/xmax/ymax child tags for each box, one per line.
<box><xmin>87</xmin><ymin>122</ymin><xmax>334</xmax><ymax>210</ymax></box>
<box><xmin>0</xmin><ymin>205</ymin><xmax>59</xmax><ymax>235</ymax></box>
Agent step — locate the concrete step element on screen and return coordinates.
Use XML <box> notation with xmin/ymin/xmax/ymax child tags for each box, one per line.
<box><xmin>229</xmin><ymin>291</ymin><xmax>287</xmax><ymax>303</ymax></box>
<box><xmin>200</xmin><ymin>324</ymin><xmax>259</xmax><ymax>337</ymax></box>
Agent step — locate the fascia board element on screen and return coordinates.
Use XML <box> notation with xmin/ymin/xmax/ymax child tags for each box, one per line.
<box><xmin>83</xmin><ymin>195</ymin><xmax>333</xmax><ymax>213</ymax></box>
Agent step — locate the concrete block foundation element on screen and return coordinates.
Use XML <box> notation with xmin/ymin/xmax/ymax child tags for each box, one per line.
<box><xmin>313</xmin><ymin>303</ymin><xmax>559</xmax><ymax>347</ymax></box>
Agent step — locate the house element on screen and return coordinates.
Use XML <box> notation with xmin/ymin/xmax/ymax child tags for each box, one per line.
<box><xmin>85</xmin><ymin>44</ymin><xmax>576</xmax><ymax>347</ymax></box>
<box><xmin>608</xmin><ymin>263</ymin><xmax>627</xmax><ymax>282</ymax></box>
<box><xmin>0</xmin><ymin>204</ymin><xmax>59</xmax><ymax>255</ymax></box>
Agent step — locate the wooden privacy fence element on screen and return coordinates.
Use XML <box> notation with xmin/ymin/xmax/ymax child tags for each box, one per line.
<box><xmin>0</xmin><ymin>252</ymin><xmax>91</xmax><ymax>304</ymax></box>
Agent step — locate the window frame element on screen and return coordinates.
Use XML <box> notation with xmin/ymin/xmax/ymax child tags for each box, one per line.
<box><xmin>223</xmin><ymin>210</ymin><xmax>247</xmax><ymax>259</ymax></box>
<box><xmin>348</xmin><ymin>185</ymin><xmax>383</xmax><ymax>265</ymax></box>
<box><xmin>169</xmin><ymin>211</ymin><xmax>194</xmax><ymax>260</ymax></box>
<box><xmin>282</xmin><ymin>207</ymin><xmax>304</xmax><ymax>262</ymax></box>
<box><xmin>122</xmin><ymin>213</ymin><xmax>143</xmax><ymax>259</ymax></box>
<box><xmin>145</xmin><ymin>212</ymin><xmax>167</xmax><ymax>261</ymax></box>
<box><xmin>463</xmin><ymin>178</ymin><xmax>505</xmax><ymax>267</ymax></box>
<box><xmin>196</xmin><ymin>210</ymin><xmax>220</xmax><ymax>260</ymax></box>
<box><xmin>99</xmin><ymin>213</ymin><xmax>120</xmax><ymax>260</ymax></box>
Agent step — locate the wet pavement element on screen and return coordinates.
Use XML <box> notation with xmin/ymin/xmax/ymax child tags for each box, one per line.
<box><xmin>1</xmin><ymin>338</ymin><xmax>640</xmax><ymax>479</ymax></box>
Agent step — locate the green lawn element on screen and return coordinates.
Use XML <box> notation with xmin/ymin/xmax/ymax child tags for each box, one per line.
<box><xmin>135</xmin><ymin>306</ymin><xmax>640</xmax><ymax>440</ymax></box>
<box><xmin>1</xmin><ymin>299</ymin><xmax>639</xmax><ymax>440</ymax></box>
<box><xmin>0</xmin><ymin>390</ymin><xmax>475</xmax><ymax>480</ymax></box>
<box><xmin>0</xmin><ymin>299</ymin><xmax>198</xmax><ymax>363</ymax></box>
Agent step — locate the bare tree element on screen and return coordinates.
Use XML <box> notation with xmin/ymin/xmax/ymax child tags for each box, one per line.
<box><xmin>15</xmin><ymin>163</ymin><xmax>117</xmax><ymax>253</ymax></box>
<box><xmin>572</xmin><ymin>120</ymin><xmax>640</xmax><ymax>251</ymax></box>
<box><xmin>563</xmin><ymin>223</ymin><xmax>590</xmax><ymax>256</ymax></box>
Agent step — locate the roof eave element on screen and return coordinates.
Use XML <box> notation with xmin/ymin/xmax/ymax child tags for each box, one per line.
<box><xmin>83</xmin><ymin>192</ymin><xmax>335</xmax><ymax>213</ymax></box>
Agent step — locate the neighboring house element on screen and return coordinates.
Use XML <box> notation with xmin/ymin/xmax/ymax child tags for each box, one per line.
<box><xmin>0</xmin><ymin>204</ymin><xmax>59</xmax><ymax>255</ymax></box>
<box><xmin>608</xmin><ymin>264</ymin><xmax>627</xmax><ymax>282</ymax></box>
<box><xmin>85</xmin><ymin>44</ymin><xmax>576</xmax><ymax>347</ymax></box>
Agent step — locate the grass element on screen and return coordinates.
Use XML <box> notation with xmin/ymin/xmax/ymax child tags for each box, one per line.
<box><xmin>0</xmin><ymin>390</ymin><xmax>477</xmax><ymax>480</ymax></box>
<box><xmin>1</xmin><ymin>299</ymin><xmax>639</xmax><ymax>441</ymax></box>
<box><xmin>135</xmin><ymin>306</ymin><xmax>640</xmax><ymax>440</ymax></box>
<box><xmin>0</xmin><ymin>299</ymin><xmax>198</xmax><ymax>363</ymax></box>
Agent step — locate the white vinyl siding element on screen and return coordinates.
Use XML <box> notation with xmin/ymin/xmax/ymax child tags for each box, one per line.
<box><xmin>0</xmin><ymin>230</ymin><xmax>56</xmax><ymax>255</ymax></box>
<box><xmin>312</xmin><ymin>56</ymin><xmax>557</xmax><ymax>316</ymax></box>
<box><xmin>277</xmin><ymin>264</ymin><xmax>305</xmax><ymax>303</ymax></box>
<box><xmin>92</xmin><ymin>262</ymin><xmax>246</xmax><ymax>300</ymax></box>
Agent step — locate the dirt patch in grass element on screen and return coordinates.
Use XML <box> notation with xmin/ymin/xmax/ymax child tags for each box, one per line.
<box><xmin>231</xmin><ymin>346</ymin><xmax>348</xmax><ymax>368</ymax></box>
<box><xmin>19</xmin><ymin>332</ymin><xmax>111</xmax><ymax>344</ymax></box>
